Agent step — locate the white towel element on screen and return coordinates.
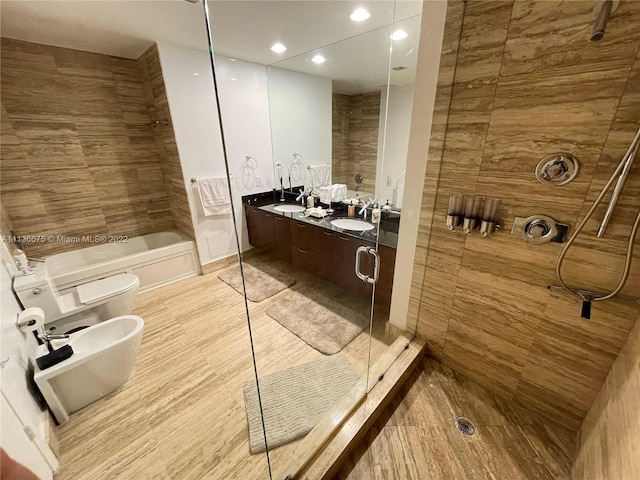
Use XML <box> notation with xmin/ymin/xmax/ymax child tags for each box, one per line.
<box><xmin>331</xmin><ymin>184</ymin><xmax>347</xmax><ymax>202</ymax></box>
<box><xmin>197</xmin><ymin>177</ymin><xmax>231</xmax><ymax>216</ymax></box>
<box><xmin>318</xmin><ymin>186</ymin><xmax>332</xmax><ymax>205</ymax></box>
<box><xmin>308</xmin><ymin>165</ymin><xmax>331</xmax><ymax>191</ymax></box>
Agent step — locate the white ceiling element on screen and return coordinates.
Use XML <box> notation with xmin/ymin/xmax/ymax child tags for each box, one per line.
<box><xmin>0</xmin><ymin>0</ymin><xmax>423</xmax><ymax>93</ymax></box>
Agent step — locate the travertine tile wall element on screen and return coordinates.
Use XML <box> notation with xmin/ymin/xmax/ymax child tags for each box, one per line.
<box><xmin>414</xmin><ymin>0</ymin><xmax>640</xmax><ymax>430</ymax></box>
<box><xmin>0</xmin><ymin>39</ymin><xmax>192</xmax><ymax>257</ymax></box>
<box><xmin>332</xmin><ymin>93</ymin><xmax>351</xmax><ymax>187</ymax></box>
<box><xmin>137</xmin><ymin>45</ymin><xmax>194</xmax><ymax>240</ymax></box>
<box><xmin>331</xmin><ymin>91</ymin><xmax>381</xmax><ymax>193</ymax></box>
<box><xmin>572</xmin><ymin>316</ymin><xmax>640</xmax><ymax>480</ymax></box>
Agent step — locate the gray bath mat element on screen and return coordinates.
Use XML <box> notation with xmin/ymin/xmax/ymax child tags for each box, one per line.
<box><xmin>243</xmin><ymin>353</ymin><xmax>359</xmax><ymax>453</ymax></box>
<box><xmin>265</xmin><ymin>288</ymin><xmax>369</xmax><ymax>354</ymax></box>
<box><xmin>218</xmin><ymin>262</ymin><xmax>295</xmax><ymax>302</ymax></box>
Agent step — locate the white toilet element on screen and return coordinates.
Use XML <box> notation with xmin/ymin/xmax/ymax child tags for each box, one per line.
<box><xmin>13</xmin><ymin>262</ymin><xmax>143</xmax><ymax>424</ymax></box>
<box><xmin>33</xmin><ymin>315</ymin><xmax>144</xmax><ymax>424</ymax></box>
<box><xmin>13</xmin><ymin>262</ymin><xmax>140</xmax><ymax>334</ymax></box>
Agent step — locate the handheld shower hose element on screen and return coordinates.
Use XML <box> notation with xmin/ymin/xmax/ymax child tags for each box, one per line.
<box><xmin>555</xmin><ymin>126</ymin><xmax>640</xmax><ymax>318</ymax></box>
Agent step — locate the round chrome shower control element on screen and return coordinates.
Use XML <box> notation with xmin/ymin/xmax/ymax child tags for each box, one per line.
<box><xmin>525</xmin><ymin>220</ymin><xmax>550</xmax><ymax>239</ymax></box>
<box><xmin>32</xmin><ymin>288</ymin><xmax>42</xmax><ymax>295</ymax></box>
<box><xmin>511</xmin><ymin>215</ymin><xmax>568</xmax><ymax>244</ymax></box>
<box><xmin>535</xmin><ymin>153</ymin><xmax>579</xmax><ymax>186</ymax></box>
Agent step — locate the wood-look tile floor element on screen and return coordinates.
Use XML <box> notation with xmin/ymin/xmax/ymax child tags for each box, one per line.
<box><xmin>338</xmin><ymin>357</ymin><xmax>576</xmax><ymax>480</ymax></box>
<box><xmin>54</xmin><ymin>254</ymin><xmax>399</xmax><ymax>480</ymax></box>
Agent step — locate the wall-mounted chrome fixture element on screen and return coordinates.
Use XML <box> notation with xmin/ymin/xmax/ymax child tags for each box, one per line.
<box><xmin>511</xmin><ymin>215</ymin><xmax>568</xmax><ymax>244</ymax></box>
<box><xmin>554</xmin><ymin>125</ymin><xmax>640</xmax><ymax>319</ymax></box>
<box><xmin>480</xmin><ymin>198</ymin><xmax>501</xmax><ymax>237</ymax></box>
<box><xmin>446</xmin><ymin>194</ymin><xmax>464</xmax><ymax>230</ymax></box>
<box><xmin>535</xmin><ymin>153</ymin><xmax>579</xmax><ymax>186</ymax></box>
<box><xmin>462</xmin><ymin>196</ymin><xmax>484</xmax><ymax>234</ymax></box>
<box><xmin>447</xmin><ymin>195</ymin><xmax>501</xmax><ymax>236</ymax></box>
<box><xmin>591</xmin><ymin>0</ymin><xmax>619</xmax><ymax>41</ymax></box>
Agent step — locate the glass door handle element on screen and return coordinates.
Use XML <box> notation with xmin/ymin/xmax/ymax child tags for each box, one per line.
<box><xmin>355</xmin><ymin>246</ymin><xmax>380</xmax><ymax>284</ymax></box>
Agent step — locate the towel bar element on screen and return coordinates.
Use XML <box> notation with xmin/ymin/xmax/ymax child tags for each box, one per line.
<box><xmin>191</xmin><ymin>175</ymin><xmax>232</xmax><ymax>184</ymax></box>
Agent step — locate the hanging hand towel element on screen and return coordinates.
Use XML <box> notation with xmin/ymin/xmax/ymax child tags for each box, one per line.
<box><xmin>197</xmin><ymin>177</ymin><xmax>231</xmax><ymax>216</ymax></box>
<box><xmin>308</xmin><ymin>165</ymin><xmax>331</xmax><ymax>191</ymax></box>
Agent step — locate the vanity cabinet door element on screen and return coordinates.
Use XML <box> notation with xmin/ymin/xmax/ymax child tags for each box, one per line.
<box><xmin>314</xmin><ymin>229</ymin><xmax>336</xmax><ymax>282</ymax></box>
<box><xmin>246</xmin><ymin>207</ymin><xmax>275</xmax><ymax>251</ymax></box>
<box><xmin>291</xmin><ymin>246</ymin><xmax>315</xmax><ymax>271</ymax></box>
<box><xmin>335</xmin><ymin>234</ymin><xmax>369</xmax><ymax>296</ymax></box>
<box><xmin>375</xmin><ymin>244</ymin><xmax>395</xmax><ymax>305</ymax></box>
<box><xmin>274</xmin><ymin>215</ymin><xmax>291</xmax><ymax>262</ymax></box>
<box><xmin>290</xmin><ymin>221</ymin><xmax>315</xmax><ymax>251</ymax></box>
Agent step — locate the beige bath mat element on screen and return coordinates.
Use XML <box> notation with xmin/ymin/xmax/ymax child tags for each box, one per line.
<box><xmin>243</xmin><ymin>353</ymin><xmax>359</xmax><ymax>453</ymax></box>
<box><xmin>218</xmin><ymin>262</ymin><xmax>295</xmax><ymax>302</ymax></box>
<box><xmin>265</xmin><ymin>288</ymin><xmax>369</xmax><ymax>355</ymax></box>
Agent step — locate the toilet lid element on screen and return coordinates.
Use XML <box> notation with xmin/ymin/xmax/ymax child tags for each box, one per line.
<box><xmin>77</xmin><ymin>274</ymin><xmax>139</xmax><ymax>305</ymax></box>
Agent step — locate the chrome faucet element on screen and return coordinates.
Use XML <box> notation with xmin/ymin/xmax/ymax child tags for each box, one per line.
<box><xmin>359</xmin><ymin>200</ymin><xmax>371</xmax><ymax>220</ymax></box>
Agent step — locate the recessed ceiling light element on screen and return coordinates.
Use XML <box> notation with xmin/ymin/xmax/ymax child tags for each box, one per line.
<box><xmin>311</xmin><ymin>55</ymin><xmax>326</xmax><ymax>64</ymax></box>
<box><xmin>391</xmin><ymin>29</ymin><xmax>408</xmax><ymax>40</ymax></box>
<box><xmin>270</xmin><ymin>43</ymin><xmax>287</xmax><ymax>54</ymax></box>
<box><xmin>350</xmin><ymin>8</ymin><xmax>370</xmax><ymax>22</ymax></box>
<box><xmin>229</xmin><ymin>58</ymin><xmax>236</xmax><ymax>62</ymax></box>
<box><xmin>193</xmin><ymin>72</ymin><xmax>199</xmax><ymax>76</ymax></box>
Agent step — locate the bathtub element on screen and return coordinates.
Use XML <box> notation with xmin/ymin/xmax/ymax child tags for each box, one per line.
<box><xmin>46</xmin><ymin>231</ymin><xmax>199</xmax><ymax>293</ymax></box>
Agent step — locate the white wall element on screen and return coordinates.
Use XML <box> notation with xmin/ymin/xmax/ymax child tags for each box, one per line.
<box><xmin>157</xmin><ymin>43</ymin><xmax>333</xmax><ymax>267</ymax></box>
<box><xmin>376</xmin><ymin>85</ymin><xmax>414</xmax><ymax>207</ymax></box>
<box><xmin>157</xmin><ymin>43</ymin><xmax>274</xmax><ymax>265</ymax></box>
<box><xmin>389</xmin><ymin>1</ymin><xmax>447</xmax><ymax>330</ymax></box>
<box><xmin>0</xmin><ymin>243</ymin><xmax>57</xmax><ymax>478</ymax></box>
<box><xmin>267</xmin><ymin>67</ymin><xmax>332</xmax><ymax>189</ymax></box>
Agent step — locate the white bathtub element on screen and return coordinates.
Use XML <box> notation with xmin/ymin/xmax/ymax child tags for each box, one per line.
<box><xmin>47</xmin><ymin>231</ymin><xmax>199</xmax><ymax>293</ymax></box>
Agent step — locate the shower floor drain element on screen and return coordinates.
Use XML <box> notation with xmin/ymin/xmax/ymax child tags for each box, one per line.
<box><xmin>455</xmin><ymin>417</ymin><xmax>475</xmax><ymax>436</ymax></box>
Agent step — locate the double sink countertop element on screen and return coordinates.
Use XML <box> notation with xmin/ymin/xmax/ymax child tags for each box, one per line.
<box><xmin>242</xmin><ymin>191</ymin><xmax>399</xmax><ymax>249</ymax></box>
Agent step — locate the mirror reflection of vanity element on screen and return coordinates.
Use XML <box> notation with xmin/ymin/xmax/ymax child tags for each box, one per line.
<box><xmin>264</xmin><ymin>4</ymin><xmax>422</xmax><ymax>208</ymax></box>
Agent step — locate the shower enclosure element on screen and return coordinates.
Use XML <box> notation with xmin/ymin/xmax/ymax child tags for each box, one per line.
<box><xmin>202</xmin><ymin>0</ymin><xmax>424</xmax><ymax>477</ymax></box>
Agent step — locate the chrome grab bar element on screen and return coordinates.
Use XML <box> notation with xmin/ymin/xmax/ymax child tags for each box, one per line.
<box><xmin>355</xmin><ymin>246</ymin><xmax>380</xmax><ymax>285</ymax></box>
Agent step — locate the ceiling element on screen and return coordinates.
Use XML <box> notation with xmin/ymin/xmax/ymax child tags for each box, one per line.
<box><xmin>0</xmin><ymin>0</ymin><xmax>424</xmax><ymax>92</ymax></box>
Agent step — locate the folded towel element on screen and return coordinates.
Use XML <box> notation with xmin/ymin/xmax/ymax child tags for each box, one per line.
<box><xmin>304</xmin><ymin>207</ymin><xmax>326</xmax><ymax>218</ymax></box>
<box><xmin>197</xmin><ymin>177</ymin><xmax>231</xmax><ymax>216</ymax></box>
<box><xmin>318</xmin><ymin>186</ymin><xmax>332</xmax><ymax>205</ymax></box>
<box><xmin>330</xmin><ymin>184</ymin><xmax>347</xmax><ymax>202</ymax></box>
<box><xmin>308</xmin><ymin>165</ymin><xmax>331</xmax><ymax>191</ymax></box>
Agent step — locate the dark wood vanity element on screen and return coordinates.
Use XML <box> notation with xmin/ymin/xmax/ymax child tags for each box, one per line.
<box><xmin>244</xmin><ymin>201</ymin><xmax>396</xmax><ymax>305</ymax></box>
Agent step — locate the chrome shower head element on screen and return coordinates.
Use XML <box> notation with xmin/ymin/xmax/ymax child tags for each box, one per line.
<box><xmin>591</xmin><ymin>0</ymin><xmax>619</xmax><ymax>41</ymax></box>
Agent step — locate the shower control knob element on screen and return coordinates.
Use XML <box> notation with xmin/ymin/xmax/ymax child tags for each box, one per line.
<box><xmin>32</xmin><ymin>288</ymin><xmax>42</xmax><ymax>295</ymax></box>
<box><xmin>511</xmin><ymin>215</ymin><xmax>569</xmax><ymax>244</ymax></box>
<box><xmin>526</xmin><ymin>221</ymin><xmax>549</xmax><ymax>239</ymax></box>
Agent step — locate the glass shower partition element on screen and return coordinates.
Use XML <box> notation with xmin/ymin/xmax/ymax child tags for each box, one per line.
<box><xmin>202</xmin><ymin>0</ymin><xmax>421</xmax><ymax>478</ymax></box>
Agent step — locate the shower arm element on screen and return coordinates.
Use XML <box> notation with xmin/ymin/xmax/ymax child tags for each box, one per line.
<box><xmin>556</xmin><ymin>127</ymin><xmax>640</xmax><ymax>303</ymax></box>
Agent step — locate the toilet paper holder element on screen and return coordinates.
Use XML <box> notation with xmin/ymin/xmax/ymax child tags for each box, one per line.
<box><xmin>511</xmin><ymin>215</ymin><xmax>569</xmax><ymax>244</ymax></box>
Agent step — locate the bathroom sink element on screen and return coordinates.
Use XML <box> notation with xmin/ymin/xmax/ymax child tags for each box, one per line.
<box><xmin>330</xmin><ymin>218</ymin><xmax>375</xmax><ymax>231</ymax></box>
<box><xmin>273</xmin><ymin>204</ymin><xmax>306</xmax><ymax>213</ymax></box>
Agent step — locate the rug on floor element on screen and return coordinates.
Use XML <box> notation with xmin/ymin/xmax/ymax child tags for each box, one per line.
<box><xmin>218</xmin><ymin>262</ymin><xmax>295</xmax><ymax>302</ymax></box>
<box><xmin>265</xmin><ymin>288</ymin><xmax>369</xmax><ymax>355</ymax></box>
<box><xmin>243</xmin><ymin>352</ymin><xmax>359</xmax><ymax>454</ymax></box>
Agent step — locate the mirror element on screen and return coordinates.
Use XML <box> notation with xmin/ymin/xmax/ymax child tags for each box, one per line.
<box><xmin>266</xmin><ymin>8</ymin><xmax>422</xmax><ymax>208</ymax></box>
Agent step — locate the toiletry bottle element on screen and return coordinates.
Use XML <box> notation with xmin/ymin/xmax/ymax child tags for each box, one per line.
<box><xmin>348</xmin><ymin>204</ymin><xmax>355</xmax><ymax>217</ymax></box>
<box><xmin>307</xmin><ymin>195</ymin><xmax>315</xmax><ymax>208</ymax></box>
<box><xmin>382</xmin><ymin>200</ymin><xmax>392</xmax><ymax>211</ymax></box>
<box><xmin>371</xmin><ymin>206</ymin><xmax>381</xmax><ymax>224</ymax></box>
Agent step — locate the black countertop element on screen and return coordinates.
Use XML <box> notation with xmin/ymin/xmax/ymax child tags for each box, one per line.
<box><xmin>242</xmin><ymin>191</ymin><xmax>399</xmax><ymax>249</ymax></box>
